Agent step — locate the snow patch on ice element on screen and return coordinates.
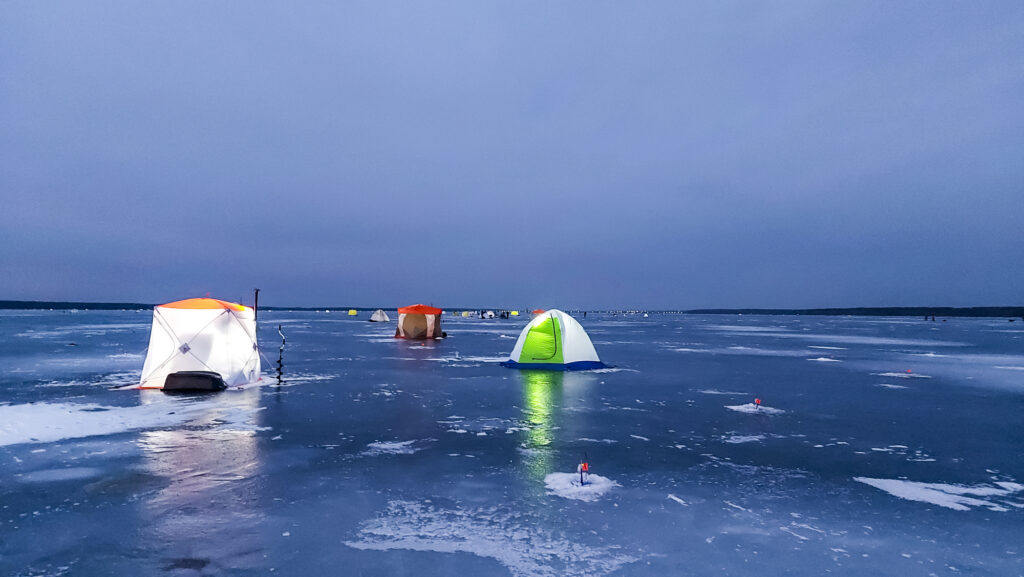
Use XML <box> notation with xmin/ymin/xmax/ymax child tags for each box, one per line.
<box><xmin>106</xmin><ymin>352</ymin><xmax>144</xmax><ymax>360</ymax></box>
<box><xmin>544</xmin><ymin>472</ymin><xmax>619</xmax><ymax>502</ymax></box>
<box><xmin>0</xmin><ymin>398</ymin><xmax>266</xmax><ymax>447</ymax></box>
<box><xmin>275</xmin><ymin>373</ymin><xmax>337</xmax><ymax>387</ymax></box>
<box><xmin>722</xmin><ymin>346</ymin><xmax>815</xmax><ymax>357</ymax></box>
<box><xmin>876</xmin><ymin>383</ymin><xmax>909</xmax><ymax>389</ymax></box>
<box><xmin>39</xmin><ymin>371</ymin><xmax>140</xmax><ymax>389</ymax></box>
<box><xmin>725</xmin><ymin>403</ymin><xmax>785</xmax><ymax>415</ymax></box>
<box><xmin>577</xmin><ymin>438</ymin><xmax>618</xmax><ymax>444</ymax></box>
<box><xmin>406</xmin><ymin>355</ymin><xmax>508</xmax><ymax>365</ymax></box>
<box><xmin>516</xmin><ymin>446</ymin><xmax>544</xmax><ymax>457</ymax></box>
<box><xmin>346</xmin><ymin>500</ymin><xmax>637</xmax><ymax>577</ymax></box>
<box><xmin>722</xmin><ymin>434</ymin><xmax>765</xmax><ymax>444</ymax></box>
<box><xmin>361</xmin><ymin>439</ymin><xmax>434</xmax><ymax>456</ymax></box>
<box><xmin>15</xmin><ymin>322</ymin><xmax>149</xmax><ymax>339</ymax></box>
<box><xmin>807</xmin><ymin>357</ymin><xmax>841</xmax><ymax>362</ymax></box>
<box><xmin>713</xmin><ymin>327</ymin><xmax>968</xmax><ymax>347</ymax></box>
<box><xmin>874</xmin><ymin>372</ymin><xmax>932</xmax><ymax>379</ymax></box>
<box><xmin>855</xmin><ymin>477</ymin><xmax>1024</xmax><ymax>511</ymax></box>
<box><xmin>696</xmin><ymin>389</ymin><xmax>746</xmax><ymax>395</ymax></box>
<box><xmin>707</xmin><ymin>325</ymin><xmax>794</xmax><ymax>333</ymax></box>
<box><xmin>779</xmin><ymin>526</ymin><xmax>810</xmax><ymax>541</ymax></box>
<box><xmin>723</xmin><ymin>500</ymin><xmax>749</xmax><ymax>512</ymax></box>
<box><xmin>19</xmin><ymin>467</ymin><xmax>105</xmax><ymax>483</ymax></box>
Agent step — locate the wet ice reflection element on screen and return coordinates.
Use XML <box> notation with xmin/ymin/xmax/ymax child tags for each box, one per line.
<box><xmin>136</xmin><ymin>388</ymin><xmax>265</xmax><ymax>571</ymax></box>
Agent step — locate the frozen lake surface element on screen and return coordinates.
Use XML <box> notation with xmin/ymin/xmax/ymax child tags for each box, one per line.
<box><xmin>1</xmin><ymin>310</ymin><xmax>1023</xmax><ymax>576</ymax></box>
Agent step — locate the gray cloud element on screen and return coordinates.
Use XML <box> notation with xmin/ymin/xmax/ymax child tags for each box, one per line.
<box><xmin>2</xmin><ymin>1</ymin><xmax>1022</xmax><ymax>308</ymax></box>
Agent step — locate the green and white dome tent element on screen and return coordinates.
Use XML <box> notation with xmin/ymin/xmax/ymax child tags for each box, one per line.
<box><xmin>501</xmin><ymin>309</ymin><xmax>605</xmax><ymax>371</ymax></box>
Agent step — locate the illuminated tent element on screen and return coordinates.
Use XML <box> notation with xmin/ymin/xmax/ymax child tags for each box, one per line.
<box><xmin>139</xmin><ymin>298</ymin><xmax>260</xmax><ymax>389</ymax></box>
<box><xmin>501</xmin><ymin>309</ymin><xmax>604</xmax><ymax>371</ymax></box>
<box><xmin>395</xmin><ymin>304</ymin><xmax>444</xmax><ymax>339</ymax></box>
<box><xmin>369</xmin><ymin>309</ymin><xmax>390</xmax><ymax>322</ymax></box>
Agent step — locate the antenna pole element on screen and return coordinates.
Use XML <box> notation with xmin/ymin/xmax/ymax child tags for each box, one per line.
<box><xmin>254</xmin><ymin>288</ymin><xmax>260</xmax><ymax>321</ymax></box>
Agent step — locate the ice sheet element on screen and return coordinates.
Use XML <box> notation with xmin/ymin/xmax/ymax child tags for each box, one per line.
<box><xmin>5</xmin><ymin>310</ymin><xmax>1024</xmax><ymax>576</ymax></box>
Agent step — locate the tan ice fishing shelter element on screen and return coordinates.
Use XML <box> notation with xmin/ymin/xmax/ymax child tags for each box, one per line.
<box><xmin>394</xmin><ymin>304</ymin><xmax>444</xmax><ymax>339</ymax></box>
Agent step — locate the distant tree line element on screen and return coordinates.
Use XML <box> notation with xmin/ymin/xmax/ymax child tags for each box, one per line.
<box><xmin>685</xmin><ymin>307</ymin><xmax>1024</xmax><ymax>318</ymax></box>
<box><xmin>0</xmin><ymin>300</ymin><xmax>153</xmax><ymax>310</ymax></box>
<box><xmin>1</xmin><ymin>301</ymin><xmax>1021</xmax><ymax>318</ymax></box>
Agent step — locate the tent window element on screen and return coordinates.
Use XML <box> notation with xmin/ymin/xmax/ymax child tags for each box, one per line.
<box><xmin>401</xmin><ymin>314</ymin><xmax>429</xmax><ymax>339</ymax></box>
<box><xmin>525</xmin><ymin>316</ymin><xmax>560</xmax><ymax>361</ymax></box>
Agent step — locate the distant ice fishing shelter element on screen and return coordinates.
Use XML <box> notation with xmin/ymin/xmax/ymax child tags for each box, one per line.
<box><xmin>369</xmin><ymin>309</ymin><xmax>390</xmax><ymax>322</ymax></box>
<box><xmin>394</xmin><ymin>304</ymin><xmax>444</xmax><ymax>339</ymax></box>
<box><xmin>501</xmin><ymin>309</ymin><xmax>605</xmax><ymax>370</ymax></box>
<box><xmin>139</xmin><ymin>298</ymin><xmax>260</xmax><ymax>390</ymax></box>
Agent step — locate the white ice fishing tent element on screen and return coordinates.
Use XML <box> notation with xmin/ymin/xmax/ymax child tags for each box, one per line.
<box><xmin>369</xmin><ymin>309</ymin><xmax>390</xmax><ymax>322</ymax></box>
<box><xmin>501</xmin><ymin>309</ymin><xmax>605</xmax><ymax>370</ymax></box>
<box><xmin>139</xmin><ymin>298</ymin><xmax>260</xmax><ymax>389</ymax></box>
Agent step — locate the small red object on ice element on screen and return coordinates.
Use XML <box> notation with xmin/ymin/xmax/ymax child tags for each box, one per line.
<box><xmin>579</xmin><ymin>460</ymin><xmax>590</xmax><ymax>485</ymax></box>
<box><xmin>754</xmin><ymin>398</ymin><xmax>762</xmax><ymax>406</ymax></box>
<box><xmin>906</xmin><ymin>369</ymin><xmax>912</xmax><ymax>373</ymax></box>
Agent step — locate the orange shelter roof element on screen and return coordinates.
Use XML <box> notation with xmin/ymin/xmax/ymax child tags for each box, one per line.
<box><xmin>397</xmin><ymin>304</ymin><xmax>443</xmax><ymax>315</ymax></box>
<box><xmin>532</xmin><ymin>309</ymin><xmax>546</xmax><ymax>314</ymax></box>
<box><xmin>158</xmin><ymin>298</ymin><xmax>249</xmax><ymax>311</ymax></box>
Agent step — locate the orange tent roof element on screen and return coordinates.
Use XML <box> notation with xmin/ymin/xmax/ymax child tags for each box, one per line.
<box><xmin>158</xmin><ymin>298</ymin><xmax>249</xmax><ymax>311</ymax></box>
<box><xmin>532</xmin><ymin>309</ymin><xmax>546</xmax><ymax>314</ymax></box>
<box><xmin>398</xmin><ymin>304</ymin><xmax>443</xmax><ymax>315</ymax></box>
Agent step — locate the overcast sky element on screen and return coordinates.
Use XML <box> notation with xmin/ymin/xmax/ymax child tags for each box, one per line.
<box><xmin>2</xmin><ymin>2</ymin><xmax>1021</xmax><ymax>309</ymax></box>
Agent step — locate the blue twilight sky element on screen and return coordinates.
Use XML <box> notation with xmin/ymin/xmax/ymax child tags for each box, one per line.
<box><xmin>1</xmin><ymin>2</ymin><xmax>1022</xmax><ymax>309</ymax></box>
